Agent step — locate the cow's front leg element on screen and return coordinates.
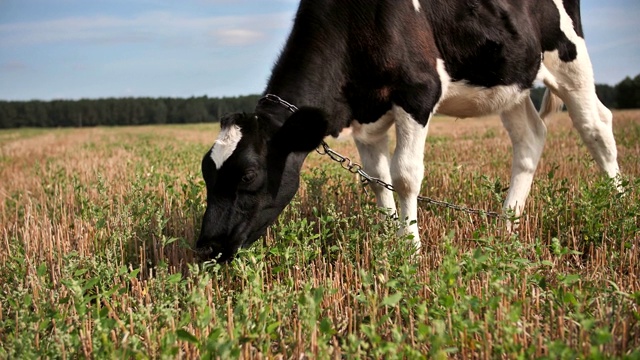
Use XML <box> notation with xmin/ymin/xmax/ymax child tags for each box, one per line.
<box><xmin>352</xmin><ymin>113</ymin><xmax>397</xmax><ymax>216</ymax></box>
<box><xmin>390</xmin><ymin>106</ymin><xmax>430</xmax><ymax>250</ymax></box>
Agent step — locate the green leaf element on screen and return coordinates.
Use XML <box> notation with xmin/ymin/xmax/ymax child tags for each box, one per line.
<box><xmin>118</xmin><ymin>266</ymin><xmax>129</xmax><ymax>276</ymax></box>
<box><xmin>266</xmin><ymin>322</ymin><xmax>280</xmax><ymax>334</ymax></box>
<box><xmin>382</xmin><ymin>292</ymin><xmax>403</xmax><ymax>307</ymax></box>
<box><xmin>162</xmin><ymin>236</ymin><xmax>179</xmax><ymax>247</ymax></box>
<box><xmin>99</xmin><ymin>307</ymin><xmax>109</xmax><ymax>318</ymax></box>
<box><xmin>176</xmin><ymin>329</ymin><xmax>199</xmax><ymax>344</ymax></box>
<box><xmin>129</xmin><ymin>268</ymin><xmax>141</xmax><ymax>279</ymax></box>
<box><xmin>560</xmin><ymin>274</ymin><xmax>581</xmax><ymax>286</ymax></box>
<box><xmin>593</xmin><ymin>328</ymin><xmax>613</xmax><ymax>346</ymax></box>
<box><xmin>418</xmin><ymin>323</ymin><xmax>430</xmax><ymax>337</ymax></box>
<box><xmin>168</xmin><ymin>273</ymin><xmax>182</xmax><ymax>284</ymax></box>
<box><xmin>83</xmin><ymin>277</ymin><xmax>99</xmax><ymax>291</ymax></box>
<box><xmin>563</xmin><ymin>292</ymin><xmax>578</xmax><ymax>306</ymax></box>
<box><xmin>386</xmin><ymin>280</ymin><xmax>399</xmax><ymax>289</ymax></box>
<box><xmin>320</xmin><ymin>318</ymin><xmax>334</xmax><ymax>335</ymax></box>
<box><xmin>37</xmin><ymin>263</ymin><xmax>47</xmax><ymax>277</ymax></box>
<box><xmin>74</xmin><ymin>268</ymin><xmax>88</xmax><ymax>277</ymax></box>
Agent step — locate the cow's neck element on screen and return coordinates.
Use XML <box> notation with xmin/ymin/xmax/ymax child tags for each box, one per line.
<box><xmin>258</xmin><ymin>4</ymin><xmax>350</xmax><ymax>137</ymax></box>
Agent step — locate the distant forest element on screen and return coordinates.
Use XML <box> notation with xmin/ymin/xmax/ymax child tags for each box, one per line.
<box><xmin>1</xmin><ymin>74</ymin><xmax>638</xmax><ymax>129</ymax></box>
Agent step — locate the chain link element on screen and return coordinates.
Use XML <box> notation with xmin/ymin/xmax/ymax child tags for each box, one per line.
<box><xmin>261</xmin><ymin>94</ymin><xmax>504</xmax><ymax>219</ymax></box>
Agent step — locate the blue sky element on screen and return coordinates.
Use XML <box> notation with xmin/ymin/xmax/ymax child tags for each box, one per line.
<box><xmin>0</xmin><ymin>0</ymin><xmax>638</xmax><ymax>101</ymax></box>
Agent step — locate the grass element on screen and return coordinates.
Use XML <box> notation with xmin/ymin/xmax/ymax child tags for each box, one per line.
<box><xmin>1</xmin><ymin>111</ymin><xmax>639</xmax><ymax>358</ymax></box>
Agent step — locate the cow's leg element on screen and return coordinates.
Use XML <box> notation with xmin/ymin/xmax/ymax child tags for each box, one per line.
<box><xmin>352</xmin><ymin>112</ymin><xmax>397</xmax><ymax>215</ymax></box>
<box><xmin>561</xmin><ymin>91</ymin><xmax>619</xmax><ymax>180</ymax></box>
<box><xmin>390</xmin><ymin>106</ymin><xmax>430</xmax><ymax>250</ymax></box>
<box><xmin>541</xmin><ymin>81</ymin><xmax>620</xmax><ymax>184</ymax></box>
<box><xmin>501</xmin><ymin>97</ymin><xmax>547</xmax><ymax>223</ymax></box>
<box><xmin>543</xmin><ymin>0</ymin><xmax>620</xmax><ymax>182</ymax></box>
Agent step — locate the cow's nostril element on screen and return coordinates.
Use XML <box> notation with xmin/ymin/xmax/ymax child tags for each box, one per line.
<box><xmin>194</xmin><ymin>237</ymin><xmax>230</xmax><ymax>262</ymax></box>
<box><xmin>193</xmin><ymin>246</ymin><xmax>214</xmax><ymax>256</ymax></box>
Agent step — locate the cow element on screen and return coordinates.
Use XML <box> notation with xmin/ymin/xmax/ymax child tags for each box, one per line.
<box><xmin>196</xmin><ymin>0</ymin><xmax>620</xmax><ymax>262</ymax></box>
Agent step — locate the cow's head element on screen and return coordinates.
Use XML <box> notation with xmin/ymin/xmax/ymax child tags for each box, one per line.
<box><xmin>195</xmin><ymin>107</ymin><xmax>328</xmax><ymax>262</ymax></box>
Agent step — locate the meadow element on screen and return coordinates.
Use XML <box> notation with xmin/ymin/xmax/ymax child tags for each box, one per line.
<box><xmin>1</xmin><ymin>110</ymin><xmax>639</xmax><ymax>359</ymax></box>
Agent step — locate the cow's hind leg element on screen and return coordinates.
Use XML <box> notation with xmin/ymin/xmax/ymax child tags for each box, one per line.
<box><xmin>501</xmin><ymin>97</ymin><xmax>548</xmax><ymax>223</ymax></box>
<box><xmin>352</xmin><ymin>112</ymin><xmax>397</xmax><ymax>216</ymax></box>
<box><xmin>543</xmin><ymin>0</ymin><xmax>620</xmax><ymax>183</ymax></box>
<box><xmin>551</xmin><ymin>84</ymin><xmax>620</xmax><ymax>181</ymax></box>
<box><xmin>390</xmin><ymin>106</ymin><xmax>430</xmax><ymax>250</ymax></box>
<box><xmin>541</xmin><ymin>27</ymin><xmax>620</xmax><ymax>182</ymax></box>
<box><xmin>567</xmin><ymin>95</ymin><xmax>620</xmax><ymax>178</ymax></box>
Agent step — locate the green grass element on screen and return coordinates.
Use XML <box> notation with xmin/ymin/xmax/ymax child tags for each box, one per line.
<box><xmin>1</xmin><ymin>112</ymin><xmax>639</xmax><ymax>358</ymax></box>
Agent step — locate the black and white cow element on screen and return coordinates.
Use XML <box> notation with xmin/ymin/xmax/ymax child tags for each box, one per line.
<box><xmin>196</xmin><ymin>0</ymin><xmax>620</xmax><ymax>262</ymax></box>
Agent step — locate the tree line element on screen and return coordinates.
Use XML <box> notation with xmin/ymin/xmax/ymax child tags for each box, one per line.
<box><xmin>0</xmin><ymin>95</ymin><xmax>260</xmax><ymax>129</ymax></box>
<box><xmin>0</xmin><ymin>74</ymin><xmax>638</xmax><ymax>129</ymax></box>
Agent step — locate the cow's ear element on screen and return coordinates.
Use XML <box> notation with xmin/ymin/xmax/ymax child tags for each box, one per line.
<box><xmin>271</xmin><ymin>107</ymin><xmax>328</xmax><ymax>153</ymax></box>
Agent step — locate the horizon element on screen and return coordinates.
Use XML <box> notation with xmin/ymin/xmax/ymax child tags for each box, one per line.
<box><xmin>1</xmin><ymin>0</ymin><xmax>639</xmax><ymax>102</ymax></box>
<box><xmin>0</xmin><ymin>81</ymin><xmax>634</xmax><ymax>103</ymax></box>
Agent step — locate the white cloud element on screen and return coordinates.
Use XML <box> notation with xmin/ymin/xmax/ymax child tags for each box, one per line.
<box><xmin>211</xmin><ymin>29</ymin><xmax>266</xmax><ymax>46</ymax></box>
<box><xmin>1</xmin><ymin>60</ymin><xmax>29</xmax><ymax>71</ymax></box>
<box><xmin>0</xmin><ymin>11</ymin><xmax>293</xmax><ymax>47</ymax></box>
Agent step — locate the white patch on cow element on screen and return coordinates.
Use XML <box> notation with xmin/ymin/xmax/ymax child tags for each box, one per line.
<box><xmin>546</xmin><ymin>0</ymin><xmax>594</xmax><ymax>88</ymax></box>
<box><xmin>412</xmin><ymin>0</ymin><xmax>421</xmax><ymax>12</ymax></box>
<box><xmin>535</xmin><ymin>63</ymin><xmax>565</xmax><ymax>122</ymax></box>
<box><xmin>436</xmin><ymin>82</ymin><xmax>527</xmax><ymax>118</ymax></box>
<box><xmin>210</xmin><ymin>124</ymin><xmax>242</xmax><ymax>169</ymax></box>
<box><xmin>351</xmin><ymin>111</ymin><xmax>394</xmax><ymax>145</ymax></box>
<box><xmin>336</xmin><ymin>127</ymin><xmax>353</xmax><ymax>141</ymax></box>
<box><xmin>535</xmin><ymin>62</ymin><xmax>556</xmax><ymax>88</ymax></box>
<box><xmin>433</xmin><ymin>58</ymin><xmax>451</xmax><ymax>113</ymax></box>
<box><xmin>551</xmin><ymin>0</ymin><xmax>582</xmax><ymax>45</ymax></box>
<box><xmin>435</xmin><ymin>59</ymin><xmax>528</xmax><ymax>118</ymax></box>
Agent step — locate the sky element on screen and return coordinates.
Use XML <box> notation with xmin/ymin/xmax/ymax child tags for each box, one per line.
<box><xmin>0</xmin><ymin>0</ymin><xmax>638</xmax><ymax>101</ymax></box>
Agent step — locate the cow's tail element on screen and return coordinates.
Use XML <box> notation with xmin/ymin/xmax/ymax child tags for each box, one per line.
<box><xmin>539</xmin><ymin>88</ymin><xmax>564</xmax><ymax>124</ymax></box>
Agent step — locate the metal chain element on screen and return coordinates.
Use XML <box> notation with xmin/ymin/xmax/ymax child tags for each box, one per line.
<box><xmin>262</xmin><ymin>94</ymin><xmax>299</xmax><ymax>113</ymax></box>
<box><xmin>261</xmin><ymin>94</ymin><xmax>504</xmax><ymax>219</ymax></box>
<box><xmin>316</xmin><ymin>142</ymin><xmax>503</xmax><ymax>218</ymax></box>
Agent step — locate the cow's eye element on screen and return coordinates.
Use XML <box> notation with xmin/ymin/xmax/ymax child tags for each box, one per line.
<box><xmin>241</xmin><ymin>171</ymin><xmax>257</xmax><ymax>184</ymax></box>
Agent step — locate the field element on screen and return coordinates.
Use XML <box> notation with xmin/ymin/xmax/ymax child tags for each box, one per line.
<box><xmin>1</xmin><ymin>110</ymin><xmax>639</xmax><ymax>359</ymax></box>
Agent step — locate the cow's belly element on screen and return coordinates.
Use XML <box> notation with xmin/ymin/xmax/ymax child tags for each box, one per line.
<box><xmin>435</xmin><ymin>81</ymin><xmax>529</xmax><ymax>119</ymax></box>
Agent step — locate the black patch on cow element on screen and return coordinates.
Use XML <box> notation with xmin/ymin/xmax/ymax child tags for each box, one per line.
<box><xmin>424</xmin><ymin>0</ymin><xmax>579</xmax><ymax>89</ymax></box>
<box><xmin>341</xmin><ymin>2</ymin><xmax>443</xmax><ymax>125</ymax></box>
<box><xmin>562</xmin><ymin>0</ymin><xmax>584</xmax><ymax>38</ymax></box>
<box><xmin>534</xmin><ymin>0</ymin><xmax>579</xmax><ymax>62</ymax></box>
<box><xmin>265</xmin><ymin>1</ymin><xmax>445</xmax><ymax>127</ymax></box>
<box><xmin>270</xmin><ymin>107</ymin><xmax>328</xmax><ymax>153</ymax></box>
